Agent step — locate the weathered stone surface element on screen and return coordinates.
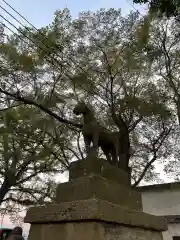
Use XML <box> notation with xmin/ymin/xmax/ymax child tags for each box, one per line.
<box><xmin>56</xmin><ymin>175</ymin><xmax>142</xmax><ymax>210</ymax></box>
<box><xmin>69</xmin><ymin>158</ymin><xmax>131</xmax><ymax>186</ymax></box>
<box><xmin>27</xmin><ymin>221</ymin><xmax>163</xmax><ymax>240</ymax></box>
<box><xmin>25</xmin><ymin>158</ymin><xmax>167</xmax><ymax>239</ymax></box>
<box><xmin>24</xmin><ymin>199</ymin><xmax>167</xmax><ymax>231</ymax></box>
<box><xmin>103</xmin><ymin>223</ymin><xmax>163</xmax><ymax>240</ymax></box>
<box><xmin>27</xmin><ymin>222</ymin><xmax>104</xmax><ymax>240</ymax></box>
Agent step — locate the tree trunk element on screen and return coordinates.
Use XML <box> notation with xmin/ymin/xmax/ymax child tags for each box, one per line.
<box><xmin>0</xmin><ymin>178</ymin><xmax>11</xmax><ymax>205</ymax></box>
<box><xmin>117</xmin><ymin>125</ymin><xmax>131</xmax><ymax>175</ymax></box>
<box><xmin>176</xmin><ymin>99</ymin><xmax>180</xmax><ymax>125</ymax></box>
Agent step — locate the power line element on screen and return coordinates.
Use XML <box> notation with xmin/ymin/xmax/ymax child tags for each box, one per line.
<box><xmin>0</xmin><ymin>3</ymin><xmax>109</xmax><ymax>105</ymax></box>
<box><xmin>0</xmin><ymin>15</ymin><xmax>32</xmax><ymax>45</ymax></box>
<box><xmin>2</xmin><ymin>0</ymin><xmax>39</xmax><ymax>31</ymax></box>
<box><xmin>0</xmin><ymin>13</ymin><xmax>64</xmax><ymax>68</ymax></box>
<box><xmin>1</xmin><ymin>1</ymin><xmax>103</xmax><ymax>89</ymax></box>
<box><xmin>0</xmin><ymin>2</ymin><xmax>108</xmax><ymax>104</ymax></box>
<box><xmin>125</xmin><ymin>0</ymin><xmax>145</xmax><ymax>17</ymax></box>
<box><xmin>0</xmin><ymin>5</ymin><xmax>34</xmax><ymax>32</ymax></box>
<box><xmin>0</xmin><ymin>15</ymin><xmax>78</xmax><ymax>111</ymax></box>
<box><xmin>0</xmin><ymin>19</ymin><xmax>106</xmax><ymax>110</ymax></box>
<box><xmin>0</xmin><ymin>23</ymin><xmax>5</xmax><ymax>43</ymax></box>
<box><xmin>0</xmin><ymin>13</ymin><xmax>83</xmax><ymax>86</ymax></box>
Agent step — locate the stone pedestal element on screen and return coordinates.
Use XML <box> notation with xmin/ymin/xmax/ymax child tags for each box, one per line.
<box><xmin>24</xmin><ymin>158</ymin><xmax>167</xmax><ymax>240</ymax></box>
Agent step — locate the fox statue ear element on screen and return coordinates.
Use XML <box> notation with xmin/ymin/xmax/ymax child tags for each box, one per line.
<box><xmin>78</xmin><ymin>94</ymin><xmax>85</xmax><ymax>102</ymax></box>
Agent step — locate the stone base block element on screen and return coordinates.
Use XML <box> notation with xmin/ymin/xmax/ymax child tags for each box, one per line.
<box><xmin>56</xmin><ymin>175</ymin><xmax>142</xmax><ymax>210</ymax></box>
<box><xmin>27</xmin><ymin>221</ymin><xmax>163</xmax><ymax>240</ymax></box>
<box><xmin>24</xmin><ymin>199</ymin><xmax>167</xmax><ymax>231</ymax></box>
<box><xmin>69</xmin><ymin>158</ymin><xmax>131</xmax><ymax>186</ymax></box>
<box><xmin>25</xmin><ymin>157</ymin><xmax>167</xmax><ymax>240</ymax></box>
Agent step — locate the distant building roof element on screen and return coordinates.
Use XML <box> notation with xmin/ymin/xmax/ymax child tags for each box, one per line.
<box><xmin>137</xmin><ymin>182</ymin><xmax>180</xmax><ymax>192</ymax></box>
<box><xmin>137</xmin><ymin>182</ymin><xmax>180</xmax><ymax>221</ymax></box>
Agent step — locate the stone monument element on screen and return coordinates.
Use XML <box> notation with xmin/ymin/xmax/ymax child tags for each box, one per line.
<box><xmin>24</xmin><ymin>102</ymin><xmax>167</xmax><ymax>239</ymax></box>
<box><xmin>24</xmin><ymin>157</ymin><xmax>167</xmax><ymax>240</ymax></box>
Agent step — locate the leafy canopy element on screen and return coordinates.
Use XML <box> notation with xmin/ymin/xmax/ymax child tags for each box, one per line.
<box><xmin>0</xmin><ymin>8</ymin><xmax>180</xmax><ymax>215</ymax></box>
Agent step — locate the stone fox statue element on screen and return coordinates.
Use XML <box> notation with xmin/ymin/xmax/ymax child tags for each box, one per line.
<box><xmin>73</xmin><ymin>101</ymin><xmax>119</xmax><ymax>165</ymax></box>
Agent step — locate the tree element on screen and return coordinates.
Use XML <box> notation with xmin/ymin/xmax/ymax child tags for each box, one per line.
<box><xmin>0</xmin><ymin>104</ymin><xmax>72</xmax><ymax>210</ymax></box>
<box><xmin>0</xmin><ymin>88</ymin><xmax>78</xmax><ymax>214</ymax></box>
<box><xmin>0</xmin><ymin>8</ymin><xmax>177</xmax><ymax>211</ymax></box>
<box><xmin>139</xmin><ymin>16</ymin><xmax>180</xmax><ymax>180</ymax></box>
<box><xmin>133</xmin><ymin>0</ymin><xmax>180</xmax><ymax>18</ymax></box>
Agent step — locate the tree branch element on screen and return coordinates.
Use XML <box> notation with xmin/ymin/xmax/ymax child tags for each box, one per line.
<box><xmin>132</xmin><ymin>152</ymin><xmax>157</xmax><ymax>187</ymax></box>
<box><xmin>129</xmin><ymin>116</ymin><xmax>143</xmax><ymax>132</ymax></box>
<box><xmin>3</xmin><ymin>196</ymin><xmax>37</xmax><ymax>206</ymax></box>
<box><xmin>0</xmin><ymin>88</ymin><xmax>82</xmax><ymax>128</ymax></box>
<box><xmin>133</xmin><ymin>124</ymin><xmax>172</xmax><ymax>187</ymax></box>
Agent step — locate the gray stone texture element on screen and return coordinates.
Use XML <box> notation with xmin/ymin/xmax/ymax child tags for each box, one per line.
<box><xmin>103</xmin><ymin>223</ymin><xmax>163</xmax><ymax>240</ymax></box>
<box><xmin>25</xmin><ymin>158</ymin><xmax>167</xmax><ymax>240</ymax></box>
<box><xmin>25</xmin><ymin>199</ymin><xmax>167</xmax><ymax>231</ymax></box>
<box><xmin>56</xmin><ymin>175</ymin><xmax>142</xmax><ymax>210</ymax></box>
<box><xmin>27</xmin><ymin>222</ymin><xmax>163</xmax><ymax>240</ymax></box>
<box><xmin>69</xmin><ymin>157</ymin><xmax>131</xmax><ymax>186</ymax></box>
